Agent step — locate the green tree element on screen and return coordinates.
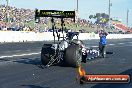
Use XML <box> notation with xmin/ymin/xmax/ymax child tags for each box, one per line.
<box><xmin>89</xmin><ymin>15</ymin><xmax>93</xmax><ymax>19</ymax></box>
<box><xmin>89</xmin><ymin>13</ymin><xmax>109</xmax><ymax>24</ymax></box>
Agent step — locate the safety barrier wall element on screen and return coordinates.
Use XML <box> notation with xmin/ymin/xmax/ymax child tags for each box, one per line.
<box><xmin>0</xmin><ymin>31</ymin><xmax>132</xmax><ymax>43</ymax></box>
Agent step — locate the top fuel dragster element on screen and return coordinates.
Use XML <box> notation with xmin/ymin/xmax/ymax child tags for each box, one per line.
<box><xmin>35</xmin><ymin>10</ymin><xmax>100</xmax><ymax>68</ymax></box>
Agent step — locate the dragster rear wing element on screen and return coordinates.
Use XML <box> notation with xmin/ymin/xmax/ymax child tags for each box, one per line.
<box><xmin>35</xmin><ymin>10</ymin><xmax>75</xmax><ymax>22</ymax></box>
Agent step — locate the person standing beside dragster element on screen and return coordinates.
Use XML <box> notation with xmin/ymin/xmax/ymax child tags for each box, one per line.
<box><xmin>99</xmin><ymin>29</ymin><xmax>108</xmax><ymax>58</ymax></box>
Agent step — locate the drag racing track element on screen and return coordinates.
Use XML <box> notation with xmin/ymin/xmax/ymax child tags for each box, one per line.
<box><xmin>0</xmin><ymin>39</ymin><xmax>132</xmax><ymax>88</ymax></box>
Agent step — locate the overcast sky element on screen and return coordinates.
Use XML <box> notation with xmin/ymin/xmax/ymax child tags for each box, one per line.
<box><xmin>1</xmin><ymin>0</ymin><xmax>132</xmax><ymax>27</ymax></box>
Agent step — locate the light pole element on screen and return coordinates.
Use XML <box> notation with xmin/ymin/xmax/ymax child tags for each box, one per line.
<box><xmin>6</xmin><ymin>0</ymin><xmax>9</xmax><ymax>23</ymax></box>
<box><xmin>109</xmin><ymin>0</ymin><xmax>110</xmax><ymax>28</ymax></box>
<box><xmin>126</xmin><ymin>9</ymin><xmax>129</xmax><ymax>27</ymax></box>
<box><xmin>1</xmin><ymin>0</ymin><xmax>9</xmax><ymax>22</ymax></box>
<box><xmin>77</xmin><ymin>0</ymin><xmax>78</xmax><ymax>12</ymax></box>
<box><xmin>108</xmin><ymin>0</ymin><xmax>112</xmax><ymax>29</ymax></box>
<box><xmin>75</xmin><ymin>0</ymin><xmax>79</xmax><ymax>31</ymax></box>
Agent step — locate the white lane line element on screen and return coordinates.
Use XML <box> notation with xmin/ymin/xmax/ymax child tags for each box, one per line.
<box><xmin>108</xmin><ymin>44</ymin><xmax>115</xmax><ymax>46</ymax></box>
<box><xmin>118</xmin><ymin>43</ymin><xmax>125</xmax><ymax>45</ymax></box>
<box><xmin>0</xmin><ymin>52</ymin><xmax>41</xmax><ymax>59</ymax></box>
<box><xmin>91</xmin><ymin>46</ymin><xmax>98</xmax><ymax>48</ymax></box>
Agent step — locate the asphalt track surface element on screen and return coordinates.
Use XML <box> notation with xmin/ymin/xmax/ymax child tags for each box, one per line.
<box><xmin>0</xmin><ymin>39</ymin><xmax>132</xmax><ymax>88</ymax></box>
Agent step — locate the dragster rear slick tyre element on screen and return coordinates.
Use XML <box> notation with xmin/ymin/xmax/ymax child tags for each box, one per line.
<box><xmin>41</xmin><ymin>44</ymin><xmax>55</xmax><ymax>66</ymax></box>
<box><xmin>64</xmin><ymin>45</ymin><xmax>82</xmax><ymax>68</ymax></box>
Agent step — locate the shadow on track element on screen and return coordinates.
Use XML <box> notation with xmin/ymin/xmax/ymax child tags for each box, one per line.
<box><xmin>13</xmin><ymin>58</ymin><xmax>45</xmax><ymax>69</ymax></box>
<box><xmin>91</xmin><ymin>68</ymin><xmax>132</xmax><ymax>88</ymax></box>
<box><xmin>13</xmin><ymin>58</ymin><xmax>41</xmax><ymax>65</ymax></box>
<box><xmin>13</xmin><ymin>57</ymin><xmax>77</xmax><ymax>69</ymax></box>
<box><xmin>0</xmin><ymin>58</ymin><xmax>9</xmax><ymax>62</ymax></box>
<box><xmin>21</xmin><ymin>85</ymin><xmax>50</xmax><ymax>88</ymax></box>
